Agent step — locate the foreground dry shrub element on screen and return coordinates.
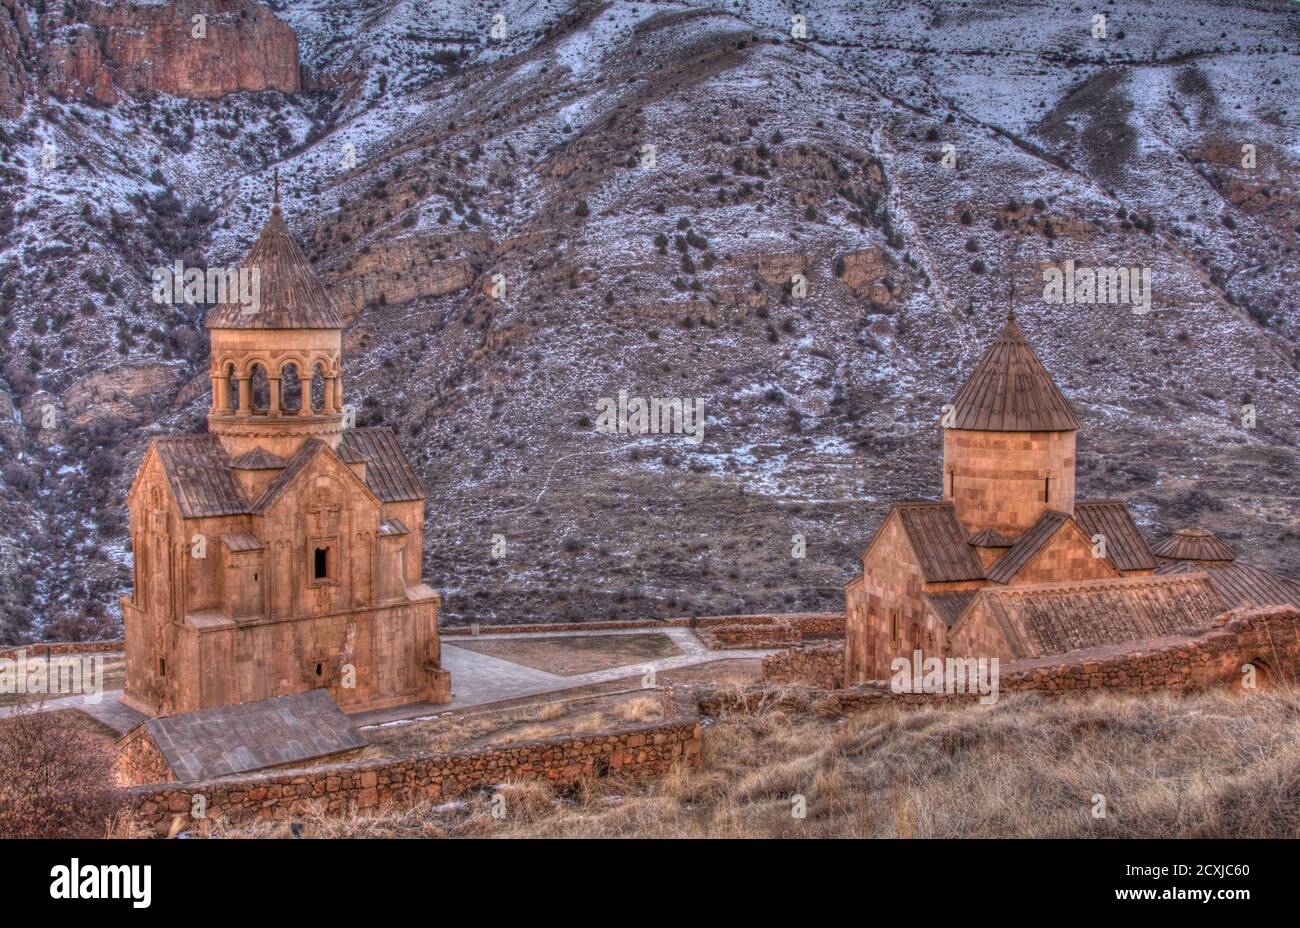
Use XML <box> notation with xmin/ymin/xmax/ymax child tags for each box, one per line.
<box><xmin>204</xmin><ymin>689</ymin><xmax>1300</xmax><ymax>839</ymax></box>
<box><xmin>0</xmin><ymin>707</ymin><xmax>121</xmax><ymax>838</ymax></box>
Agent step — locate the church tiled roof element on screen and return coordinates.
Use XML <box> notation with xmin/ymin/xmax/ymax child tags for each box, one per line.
<box><xmin>946</xmin><ymin>313</ymin><xmax>1080</xmax><ymax>432</ymax></box>
<box><xmin>205</xmin><ymin>207</ymin><xmax>343</xmax><ymax>330</ymax></box>
<box><xmin>924</xmin><ymin>590</ymin><xmax>978</xmax><ymax>628</ymax></box>
<box><xmin>340</xmin><ymin>427</ymin><xmax>425</xmax><ymax>502</ymax></box>
<box><xmin>130</xmin><ymin>689</ymin><xmax>366</xmax><ymax>782</ymax></box>
<box><xmin>151</xmin><ymin>435</ymin><xmax>248</xmax><ymax>518</ymax></box>
<box><xmin>985</xmin><ymin>509</ymin><xmax>1071</xmax><ymax>584</ymax></box>
<box><xmin>1151</xmin><ymin>527</ymin><xmax>1236</xmax><ymax>562</ymax></box>
<box><xmin>1156</xmin><ymin>561</ymin><xmax>1300</xmax><ymax>610</ymax></box>
<box><xmin>1073</xmin><ymin>500</ymin><xmax>1157</xmax><ymax>571</ymax></box>
<box><xmin>230</xmin><ymin>448</ymin><xmax>286</xmax><ymax>470</ymax></box>
<box><xmin>891</xmin><ymin>501</ymin><xmax>987</xmax><ymax>582</ymax></box>
<box><xmin>967</xmin><ymin>527</ymin><xmax>1014</xmax><ymax>548</ymax></box>
<box><xmin>963</xmin><ymin>573</ymin><xmax>1227</xmax><ymax>660</ymax></box>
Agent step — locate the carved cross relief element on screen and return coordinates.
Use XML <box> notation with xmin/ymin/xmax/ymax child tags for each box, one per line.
<box><xmin>309</xmin><ymin>478</ymin><xmax>340</xmax><ymax>532</ymax></box>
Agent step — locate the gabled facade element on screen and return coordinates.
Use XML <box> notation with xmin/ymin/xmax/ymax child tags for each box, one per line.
<box><xmin>122</xmin><ymin>201</ymin><xmax>451</xmax><ymax>716</ymax></box>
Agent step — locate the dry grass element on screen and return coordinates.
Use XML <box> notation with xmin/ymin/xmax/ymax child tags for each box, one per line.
<box><xmin>348</xmin><ymin>690</ymin><xmax>664</xmax><ymax>759</ymax></box>
<box><xmin>198</xmin><ymin>688</ymin><xmax>1300</xmax><ymax>838</ymax></box>
<box><xmin>0</xmin><ymin>652</ymin><xmax>125</xmax><ymax>707</ymax></box>
<box><xmin>448</xmin><ymin>633</ymin><xmax>683</xmax><ymax>676</ymax></box>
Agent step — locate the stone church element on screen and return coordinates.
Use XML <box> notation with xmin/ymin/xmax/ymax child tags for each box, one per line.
<box><xmin>844</xmin><ymin>312</ymin><xmax>1300</xmax><ymax>683</ymax></box>
<box><xmin>121</xmin><ymin>200</ymin><xmax>451</xmax><ymax>717</ymax></box>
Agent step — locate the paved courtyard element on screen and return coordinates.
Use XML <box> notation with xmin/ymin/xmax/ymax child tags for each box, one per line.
<box><xmin>18</xmin><ymin>626</ymin><xmax>777</xmax><ymax>733</ymax></box>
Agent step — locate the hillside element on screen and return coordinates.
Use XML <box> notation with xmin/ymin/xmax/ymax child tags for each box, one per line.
<box><xmin>0</xmin><ymin>0</ymin><xmax>1297</xmax><ymax>639</ymax></box>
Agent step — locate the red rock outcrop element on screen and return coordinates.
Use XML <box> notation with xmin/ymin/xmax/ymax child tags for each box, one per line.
<box><xmin>45</xmin><ymin>0</ymin><xmax>300</xmax><ymax>105</ymax></box>
<box><xmin>0</xmin><ymin>0</ymin><xmax>33</xmax><ymax>115</ymax></box>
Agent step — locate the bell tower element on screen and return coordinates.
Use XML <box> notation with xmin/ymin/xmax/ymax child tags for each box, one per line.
<box><xmin>941</xmin><ymin>312</ymin><xmax>1080</xmax><ymax>537</ymax></box>
<box><xmin>205</xmin><ymin>190</ymin><xmax>347</xmax><ymax>461</ymax></box>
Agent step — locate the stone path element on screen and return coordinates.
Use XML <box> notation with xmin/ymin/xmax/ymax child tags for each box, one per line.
<box><xmin>354</xmin><ymin>627</ymin><xmax>776</xmax><ymax>726</ymax></box>
<box><xmin>3</xmin><ymin>689</ymin><xmax>146</xmax><ymax>735</ymax></box>
<box><xmin>14</xmin><ymin>627</ymin><xmax>777</xmax><ymax>732</ymax></box>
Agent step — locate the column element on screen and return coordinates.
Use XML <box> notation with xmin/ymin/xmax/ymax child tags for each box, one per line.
<box><xmin>269</xmin><ymin>376</ymin><xmax>282</xmax><ymax>418</ymax></box>
<box><xmin>215</xmin><ymin>374</ymin><xmax>231</xmax><ymax>415</ymax></box>
<box><xmin>236</xmin><ymin>376</ymin><xmax>251</xmax><ymax>416</ymax></box>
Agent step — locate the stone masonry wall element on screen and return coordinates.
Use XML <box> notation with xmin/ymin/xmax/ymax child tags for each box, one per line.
<box><xmin>0</xmin><ymin>640</ymin><xmax>123</xmax><ymax>660</ymax></box>
<box><xmin>124</xmin><ymin>688</ymin><xmax>701</xmax><ymax>834</ymax></box>
<box><xmin>762</xmin><ymin>642</ymin><xmax>846</xmax><ymax>689</ymax></box>
<box><xmin>762</xmin><ymin>607</ymin><xmax>1300</xmax><ymax>703</ymax></box>
<box><xmin>115</xmin><ymin>725</ymin><xmax>176</xmax><ymax>786</ymax></box>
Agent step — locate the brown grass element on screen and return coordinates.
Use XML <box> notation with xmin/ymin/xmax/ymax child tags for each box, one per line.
<box><xmin>448</xmin><ymin>633</ymin><xmax>683</xmax><ymax>676</ymax></box>
<box><xmin>347</xmin><ymin>690</ymin><xmax>664</xmax><ymax>759</ymax></box>
<box><xmin>0</xmin><ymin>652</ymin><xmax>125</xmax><ymax>707</ymax></box>
<box><xmin>195</xmin><ymin>688</ymin><xmax>1300</xmax><ymax>838</ymax></box>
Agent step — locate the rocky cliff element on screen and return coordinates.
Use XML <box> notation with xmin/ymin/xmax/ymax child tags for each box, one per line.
<box><xmin>0</xmin><ymin>0</ymin><xmax>32</xmax><ymax>115</ymax></box>
<box><xmin>42</xmin><ymin>0</ymin><xmax>300</xmax><ymax>106</ymax></box>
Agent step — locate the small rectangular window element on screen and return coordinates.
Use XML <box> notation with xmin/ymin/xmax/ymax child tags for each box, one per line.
<box><xmin>314</xmin><ymin>547</ymin><xmax>329</xmax><ymax>580</ymax></box>
<box><xmin>158</xmin><ymin>657</ymin><xmax>166</xmax><ymax>677</ymax></box>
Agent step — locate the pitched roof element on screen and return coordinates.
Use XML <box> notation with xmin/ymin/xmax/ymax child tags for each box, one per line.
<box><xmin>205</xmin><ymin>207</ymin><xmax>343</xmax><ymax>330</ymax></box>
<box><xmin>220</xmin><ymin>532</ymin><xmax>264</xmax><ymax>553</ymax></box>
<box><xmin>230</xmin><ymin>447</ymin><xmax>286</xmax><ymax>470</ymax></box>
<box><xmin>1156</xmin><ymin>561</ymin><xmax>1300</xmax><ymax>610</ymax></box>
<box><xmin>985</xmin><ymin>510</ymin><xmax>1071</xmax><ymax>584</ymax></box>
<box><xmin>1073</xmin><ymin>500</ymin><xmax>1157</xmax><ymax>571</ymax></box>
<box><xmin>152</xmin><ymin>435</ymin><xmax>248</xmax><ymax>518</ymax></box>
<box><xmin>967</xmin><ymin>573</ymin><xmax>1227</xmax><ymax>660</ymax></box>
<box><xmin>340</xmin><ymin>427</ymin><xmax>425</xmax><ymax>503</ymax></box>
<box><xmin>892</xmin><ymin>502</ymin><xmax>986</xmax><ymax>582</ymax></box>
<box><xmin>249</xmin><ymin>438</ymin><xmax>377</xmax><ymax>515</ymax></box>
<box><xmin>1151</xmin><ymin>527</ymin><xmax>1236</xmax><ymax>562</ymax></box>
<box><xmin>967</xmin><ymin>527</ymin><xmax>1014</xmax><ymax>548</ymax></box>
<box><xmin>946</xmin><ymin>314</ymin><xmax>1080</xmax><ymax>431</ymax></box>
<box><xmin>134</xmin><ymin>690</ymin><xmax>366</xmax><ymax>782</ymax></box>
<box><xmin>378</xmin><ymin>518</ymin><xmax>409</xmax><ymax>537</ymax></box>
<box><xmin>924</xmin><ymin>590</ymin><xmax>978</xmax><ymax>628</ymax></box>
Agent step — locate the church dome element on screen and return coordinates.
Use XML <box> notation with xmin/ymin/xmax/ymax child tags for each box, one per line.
<box><xmin>945</xmin><ymin>312</ymin><xmax>1080</xmax><ymax>432</ymax></box>
<box><xmin>205</xmin><ymin>206</ymin><xmax>343</xmax><ymax>330</ymax></box>
<box><xmin>1151</xmin><ymin>527</ymin><xmax>1236</xmax><ymax>562</ymax></box>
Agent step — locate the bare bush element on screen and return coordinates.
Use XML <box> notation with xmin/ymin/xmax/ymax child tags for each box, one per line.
<box><xmin>0</xmin><ymin>708</ymin><xmax>122</xmax><ymax>838</ymax></box>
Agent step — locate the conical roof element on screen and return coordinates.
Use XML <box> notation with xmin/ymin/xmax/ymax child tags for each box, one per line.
<box><xmin>946</xmin><ymin>313</ymin><xmax>1080</xmax><ymax>431</ymax></box>
<box><xmin>205</xmin><ymin>206</ymin><xmax>343</xmax><ymax>330</ymax></box>
<box><xmin>1151</xmin><ymin>527</ymin><xmax>1236</xmax><ymax>562</ymax></box>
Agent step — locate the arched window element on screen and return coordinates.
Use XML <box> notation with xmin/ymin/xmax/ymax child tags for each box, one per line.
<box><xmin>310</xmin><ymin>363</ymin><xmax>327</xmax><ymax>414</ymax></box>
<box><xmin>280</xmin><ymin>362</ymin><xmax>303</xmax><ymax>413</ymax></box>
<box><xmin>226</xmin><ymin>363</ymin><xmax>239</xmax><ymax>412</ymax></box>
<box><xmin>249</xmin><ymin>363</ymin><xmax>270</xmax><ymax>414</ymax></box>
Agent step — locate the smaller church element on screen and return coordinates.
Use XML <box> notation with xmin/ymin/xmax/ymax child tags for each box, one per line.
<box><xmin>121</xmin><ymin>199</ymin><xmax>451</xmax><ymax>718</ymax></box>
<box><xmin>844</xmin><ymin>312</ymin><xmax>1300</xmax><ymax>683</ymax></box>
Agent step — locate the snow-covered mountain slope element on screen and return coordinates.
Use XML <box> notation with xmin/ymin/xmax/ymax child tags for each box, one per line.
<box><xmin>0</xmin><ymin>0</ymin><xmax>1296</xmax><ymax>639</ymax></box>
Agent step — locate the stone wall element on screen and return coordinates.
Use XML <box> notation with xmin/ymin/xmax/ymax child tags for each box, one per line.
<box><xmin>115</xmin><ymin>725</ymin><xmax>176</xmax><ymax>786</ymax></box>
<box><xmin>698</xmin><ymin>623</ymin><xmax>800</xmax><ymax>650</ymax></box>
<box><xmin>439</xmin><ymin>612</ymin><xmax>842</xmax><ymax>636</ymax></box>
<box><xmin>0</xmin><ymin>640</ymin><xmax>123</xmax><ymax>660</ymax></box>
<box><xmin>123</xmin><ymin>688</ymin><xmax>701</xmax><ymax>834</ymax></box>
<box><xmin>762</xmin><ymin>606</ymin><xmax>1300</xmax><ymax>701</ymax></box>
<box><xmin>762</xmin><ymin>641</ymin><xmax>846</xmax><ymax>689</ymax></box>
